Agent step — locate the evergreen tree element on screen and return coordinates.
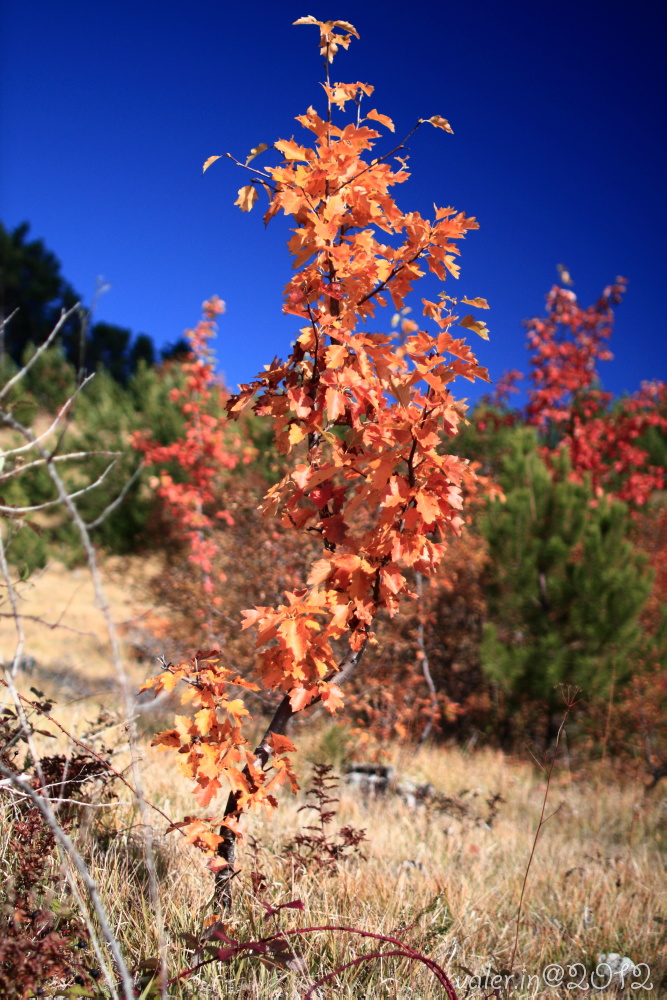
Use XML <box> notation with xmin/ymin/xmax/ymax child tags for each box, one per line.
<box><xmin>0</xmin><ymin>220</ymin><xmax>157</xmax><ymax>381</ymax></box>
<box><xmin>85</xmin><ymin>321</ymin><xmax>133</xmax><ymax>383</ymax></box>
<box><xmin>0</xmin><ymin>221</ymin><xmax>81</xmax><ymax>365</ymax></box>
<box><xmin>479</xmin><ymin>427</ymin><xmax>652</xmax><ymax>737</ymax></box>
<box><xmin>21</xmin><ymin>341</ymin><xmax>76</xmax><ymax>412</ymax></box>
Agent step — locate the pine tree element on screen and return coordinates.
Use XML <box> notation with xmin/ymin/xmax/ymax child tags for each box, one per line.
<box><xmin>480</xmin><ymin>427</ymin><xmax>652</xmax><ymax>739</ymax></box>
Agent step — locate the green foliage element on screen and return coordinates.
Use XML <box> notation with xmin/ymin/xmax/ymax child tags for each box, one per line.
<box><xmin>452</xmin><ymin>403</ymin><xmax>521</xmax><ymax>476</ymax></box>
<box><xmin>0</xmin><ymin>220</ymin><xmax>157</xmax><ymax>383</ymax></box>
<box><xmin>60</xmin><ymin>360</ymin><xmax>189</xmax><ymax>555</ymax></box>
<box><xmin>479</xmin><ymin>427</ymin><xmax>652</xmax><ymax>717</ymax></box>
<box><xmin>21</xmin><ymin>341</ymin><xmax>76</xmax><ymax>412</ymax></box>
<box><xmin>0</xmin><ymin>353</ymin><xmax>190</xmax><ymax>569</ymax></box>
<box><xmin>2</xmin><ymin>520</ymin><xmax>49</xmax><ymax>578</ymax></box>
<box><xmin>637</xmin><ymin>420</ymin><xmax>667</xmax><ymax>471</ymax></box>
<box><xmin>238</xmin><ymin>410</ymin><xmax>284</xmax><ymax>485</ymax></box>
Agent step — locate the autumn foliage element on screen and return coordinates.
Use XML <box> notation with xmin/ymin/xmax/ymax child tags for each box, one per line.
<box><xmin>132</xmin><ymin>298</ymin><xmax>254</xmax><ymax>595</ymax></box>
<box><xmin>141</xmin><ymin>17</ymin><xmax>492</xmax><ymax>868</ymax></box>
<box><xmin>523</xmin><ymin>280</ymin><xmax>666</xmax><ymax>506</ymax></box>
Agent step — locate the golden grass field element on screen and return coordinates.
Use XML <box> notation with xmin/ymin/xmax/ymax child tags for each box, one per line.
<box><xmin>1</xmin><ymin>559</ymin><xmax>665</xmax><ymax>998</ymax></box>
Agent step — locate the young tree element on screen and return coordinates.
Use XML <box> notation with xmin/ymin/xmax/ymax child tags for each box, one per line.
<box><xmin>132</xmin><ymin>298</ymin><xmax>250</xmax><ymax>604</ymax></box>
<box><xmin>142</xmin><ymin>17</ymin><xmax>491</xmax><ymax>904</ymax></box>
<box><xmin>524</xmin><ymin>280</ymin><xmax>666</xmax><ymax>506</ymax></box>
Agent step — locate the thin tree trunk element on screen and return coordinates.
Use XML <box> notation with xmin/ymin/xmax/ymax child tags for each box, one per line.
<box><xmin>214</xmin><ymin>694</ymin><xmax>294</xmax><ymax>909</ymax></box>
<box><xmin>415</xmin><ymin>571</ymin><xmax>439</xmax><ymax>744</ymax></box>
<box><xmin>213</xmin><ymin>642</ymin><xmax>367</xmax><ymax>910</ymax></box>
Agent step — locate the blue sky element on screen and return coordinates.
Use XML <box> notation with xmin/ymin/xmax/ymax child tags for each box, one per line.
<box><xmin>1</xmin><ymin>0</ymin><xmax>665</xmax><ymax>404</ymax></box>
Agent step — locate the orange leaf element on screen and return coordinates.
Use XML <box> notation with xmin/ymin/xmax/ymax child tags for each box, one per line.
<box><xmin>196</xmin><ymin>649</ymin><xmax>223</xmax><ymax>662</ymax></box>
<box><xmin>381</xmin><ymin>566</ymin><xmax>405</xmax><ymax>595</ymax></box>
<box><xmin>333</xmin><ymin>552</ymin><xmax>361</xmax><ymax>574</ymax></box>
<box><xmin>421</xmin><ymin>115</ymin><xmax>454</xmax><ymax>133</ymax></box>
<box><xmin>274</xmin><ymin>139</ymin><xmax>311</xmax><ymax>162</ymax></box>
<box><xmin>224</xmin><ymin>768</ymin><xmax>251</xmax><ymax>795</ymax></box>
<box><xmin>221</xmin><ymin>698</ymin><xmax>249</xmax><ymax>725</ymax></box>
<box><xmin>267</xmin><ymin>732</ymin><xmax>297</xmax><ymax>754</ymax></box>
<box><xmin>198</xmin><ymin>744</ymin><xmax>221</xmax><ymax>780</ymax></box>
<box><xmin>459</xmin><ymin>314</ymin><xmax>489</xmax><ymax>339</ymax></box>
<box><xmin>289</xmin><ymin>686</ymin><xmax>317</xmax><ymax>712</ymax></box>
<box><xmin>288</xmin><ymin>423</ymin><xmax>307</xmax><ymax>446</ymax></box>
<box><xmin>388</xmin><ymin>377</ymin><xmax>411</xmax><ymax>409</ymax></box>
<box><xmin>266</xmin><ymin>755</ymin><xmax>301</xmax><ymax>795</ymax></box>
<box><xmin>332</xmin><ymin>19</ymin><xmax>358</xmax><ymax>35</ymax></box>
<box><xmin>325</xmin><ymin>386</ymin><xmax>346</xmax><ymax>421</ymax></box>
<box><xmin>278</xmin><ymin>617</ymin><xmax>309</xmax><ymax>661</ymax></box>
<box><xmin>366</xmin><ymin>109</ymin><xmax>395</xmax><ymax>132</ymax></box>
<box><xmin>194</xmin><ymin>777</ymin><xmax>222</xmax><ymax>808</ymax></box>
<box><xmin>308</xmin><ymin>558</ymin><xmax>332</xmax><ymax>586</ymax></box>
<box><xmin>320</xmin><ymin>683</ymin><xmax>344</xmax><ymax>714</ymax></box>
<box><xmin>461</xmin><ymin>296</ymin><xmax>490</xmax><ymax>309</ymax></box>
<box><xmin>158</xmin><ymin>671</ymin><xmax>180</xmax><ymax>693</ymax></box>
<box><xmin>325</xmin><ymin>344</ymin><xmax>347</xmax><ymax>368</ymax></box>
<box><xmin>241</xmin><ymin>607</ymin><xmax>266</xmax><ymax>630</ymax></box>
<box><xmin>234</xmin><ymin>185</ymin><xmax>258</xmax><ymax>212</ymax></box>
<box><xmin>195</xmin><ymin>708</ymin><xmax>217</xmax><ymax>737</ymax></box>
<box><xmin>206</xmin><ymin>857</ymin><xmax>229</xmax><ymax>874</ymax></box>
<box><xmin>202</xmin><ymin>155</ymin><xmax>222</xmax><ymax>174</ymax></box>
<box><xmin>415</xmin><ymin>490</ymin><xmax>441</xmax><ymax>525</ymax></box>
<box><xmin>321</xmin><ymin>515</ymin><xmax>347</xmax><ymax>544</ymax></box>
<box><xmin>245</xmin><ymin>142</ymin><xmax>268</xmax><ymax>165</ymax></box>
<box><xmin>175</xmin><ymin>715</ymin><xmax>196</xmax><ymax>740</ymax></box>
<box><xmin>151</xmin><ymin>729</ymin><xmax>181</xmax><ymax>750</ymax></box>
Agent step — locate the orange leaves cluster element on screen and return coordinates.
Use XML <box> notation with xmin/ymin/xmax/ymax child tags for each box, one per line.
<box><xmin>218</xmin><ymin>23</ymin><xmax>491</xmax><ymax>725</ymax></box>
<box><xmin>148</xmin><ymin>18</ymin><xmax>492</xmax><ymax>857</ymax></box>
<box><xmin>258</xmin><ymin>121</ymin><xmax>478</xmax><ymax>315</ymax></box>
<box><xmin>293</xmin><ymin>16</ymin><xmax>359</xmax><ymax>62</ymax></box>
<box><xmin>144</xmin><ymin>651</ymin><xmax>298</xmax><ymax>841</ymax></box>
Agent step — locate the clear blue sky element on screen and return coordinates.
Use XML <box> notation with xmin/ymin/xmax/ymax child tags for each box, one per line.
<box><xmin>1</xmin><ymin>0</ymin><xmax>665</xmax><ymax>404</ymax></box>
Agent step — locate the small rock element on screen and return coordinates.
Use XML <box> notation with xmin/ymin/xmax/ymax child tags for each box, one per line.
<box><xmin>597</xmin><ymin>953</ymin><xmax>636</xmax><ymax>985</ymax></box>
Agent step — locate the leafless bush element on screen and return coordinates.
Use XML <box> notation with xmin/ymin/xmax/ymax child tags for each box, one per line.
<box><xmin>0</xmin><ymin>307</ymin><xmax>165</xmax><ymax>999</ymax></box>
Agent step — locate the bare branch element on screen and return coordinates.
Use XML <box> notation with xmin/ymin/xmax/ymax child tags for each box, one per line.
<box><xmin>0</xmin><ymin>308</ymin><xmax>170</xmax><ymax>995</ymax></box>
<box><xmin>0</xmin><ymin>374</ymin><xmax>95</xmax><ymax>457</ymax></box>
<box><xmin>0</xmin><ymin>459</ymin><xmax>117</xmax><ymax>515</ymax></box>
<box><xmin>86</xmin><ymin>460</ymin><xmax>144</xmax><ymax>529</ymax></box>
<box><xmin>0</xmin><ymin>449</ymin><xmax>122</xmax><ymax>483</ymax></box>
<box><xmin>0</xmin><ymin>303</ymin><xmax>82</xmax><ymax>402</ymax></box>
<box><xmin>0</xmin><ymin>677</ymin><xmax>182</xmax><ymax>835</ymax></box>
<box><xmin>20</xmin><ymin>411</ymin><xmax>170</xmax><ymax>996</ymax></box>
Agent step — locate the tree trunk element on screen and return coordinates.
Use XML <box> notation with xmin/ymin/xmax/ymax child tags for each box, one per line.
<box><xmin>213</xmin><ymin>642</ymin><xmax>367</xmax><ymax>910</ymax></box>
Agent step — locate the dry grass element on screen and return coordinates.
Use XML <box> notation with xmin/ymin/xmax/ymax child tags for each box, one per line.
<box><xmin>147</xmin><ymin>737</ymin><xmax>666</xmax><ymax>998</ymax></box>
<box><xmin>9</xmin><ymin>721</ymin><xmax>661</xmax><ymax>999</ymax></box>
<box><xmin>0</xmin><ymin>555</ymin><xmax>166</xmax><ymax>699</ymax></box>
<box><xmin>1</xmin><ymin>561</ymin><xmax>664</xmax><ymax>997</ymax></box>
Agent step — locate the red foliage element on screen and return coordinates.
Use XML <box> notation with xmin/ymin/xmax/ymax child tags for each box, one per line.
<box><xmin>132</xmin><ymin>297</ymin><xmax>254</xmax><ymax>592</ymax></box>
<box><xmin>524</xmin><ymin>280</ymin><xmax>667</xmax><ymax>506</ymax></box>
<box><xmin>525</xmin><ymin>280</ymin><xmax>623</xmax><ymax>427</ymax></box>
<box><xmin>488</xmin><ymin>368</ymin><xmax>524</xmax><ymax>411</ymax></box>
